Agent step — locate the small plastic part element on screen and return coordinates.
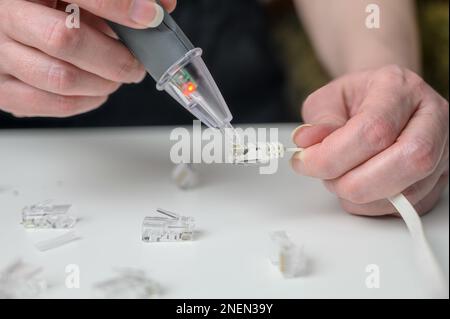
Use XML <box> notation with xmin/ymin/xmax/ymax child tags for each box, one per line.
<box><xmin>0</xmin><ymin>260</ymin><xmax>47</xmax><ymax>299</ymax></box>
<box><xmin>21</xmin><ymin>200</ymin><xmax>76</xmax><ymax>229</ymax></box>
<box><xmin>94</xmin><ymin>269</ymin><xmax>160</xmax><ymax>299</ymax></box>
<box><xmin>35</xmin><ymin>231</ymin><xmax>81</xmax><ymax>252</ymax></box>
<box><xmin>142</xmin><ymin>209</ymin><xmax>195</xmax><ymax>242</ymax></box>
<box><xmin>232</xmin><ymin>143</ymin><xmax>303</xmax><ymax>165</ymax></box>
<box><xmin>270</xmin><ymin>231</ymin><xmax>308</xmax><ymax>278</ymax></box>
<box><xmin>172</xmin><ymin>163</ymin><xmax>199</xmax><ymax>190</ymax></box>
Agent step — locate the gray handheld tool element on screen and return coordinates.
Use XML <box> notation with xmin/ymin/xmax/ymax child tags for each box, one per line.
<box><xmin>109</xmin><ymin>8</ymin><xmax>233</xmax><ymax>131</ymax></box>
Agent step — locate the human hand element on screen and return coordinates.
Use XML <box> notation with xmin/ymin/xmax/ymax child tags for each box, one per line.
<box><xmin>291</xmin><ymin>65</ymin><xmax>449</xmax><ymax>216</ymax></box>
<box><xmin>0</xmin><ymin>0</ymin><xmax>176</xmax><ymax>117</ymax></box>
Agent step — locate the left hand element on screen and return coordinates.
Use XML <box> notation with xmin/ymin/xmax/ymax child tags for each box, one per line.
<box><xmin>290</xmin><ymin>65</ymin><xmax>449</xmax><ymax>216</ymax></box>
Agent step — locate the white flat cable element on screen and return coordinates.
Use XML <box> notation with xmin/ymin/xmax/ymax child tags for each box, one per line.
<box><xmin>388</xmin><ymin>194</ymin><xmax>449</xmax><ymax>298</ymax></box>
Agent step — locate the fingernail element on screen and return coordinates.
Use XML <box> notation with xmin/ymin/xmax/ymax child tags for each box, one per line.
<box><xmin>291</xmin><ymin>124</ymin><xmax>313</xmax><ymax>142</ymax></box>
<box><xmin>289</xmin><ymin>150</ymin><xmax>306</xmax><ymax>173</ymax></box>
<box><xmin>130</xmin><ymin>0</ymin><xmax>165</xmax><ymax>28</ymax></box>
<box><xmin>292</xmin><ymin>150</ymin><xmax>306</xmax><ymax>162</ymax></box>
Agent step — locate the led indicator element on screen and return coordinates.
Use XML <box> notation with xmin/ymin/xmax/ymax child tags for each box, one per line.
<box><xmin>182</xmin><ymin>82</ymin><xmax>197</xmax><ymax>96</ymax></box>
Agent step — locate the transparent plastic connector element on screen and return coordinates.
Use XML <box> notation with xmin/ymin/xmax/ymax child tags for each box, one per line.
<box><xmin>232</xmin><ymin>143</ymin><xmax>303</xmax><ymax>165</ymax></box>
<box><xmin>21</xmin><ymin>200</ymin><xmax>76</xmax><ymax>229</ymax></box>
<box><xmin>157</xmin><ymin>48</ymin><xmax>233</xmax><ymax>131</ymax></box>
<box><xmin>0</xmin><ymin>260</ymin><xmax>47</xmax><ymax>299</ymax></box>
<box><xmin>172</xmin><ymin>163</ymin><xmax>199</xmax><ymax>190</ymax></box>
<box><xmin>94</xmin><ymin>269</ymin><xmax>160</xmax><ymax>299</ymax></box>
<box><xmin>270</xmin><ymin>231</ymin><xmax>308</xmax><ymax>278</ymax></box>
<box><xmin>142</xmin><ymin>209</ymin><xmax>195</xmax><ymax>243</ymax></box>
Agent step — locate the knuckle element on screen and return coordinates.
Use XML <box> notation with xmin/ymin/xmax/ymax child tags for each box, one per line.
<box><xmin>405</xmin><ymin>137</ymin><xmax>439</xmax><ymax>177</ymax></box>
<box><xmin>375</xmin><ymin>64</ymin><xmax>407</xmax><ymax>86</ymax></box>
<box><xmin>47</xmin><ymin>63</ymin><xmax>78</xmax><ymax>92</ymax></box>
<box><xmin>405</xmin><ymin>69</ymin><xmax>424</xmax><ymax>86</ymax></box>
<box><xmin>360</xmin><ymin>114</ymin><xmax>397</xmax><ymax>151</ymax></box>
<box><xmin>406</xmin><ymin>70</ymin><xmax>427</xmax><ymax>97</ymax></box>
<box><xmin>45</xmin><ymin>19</ymin><xmax>82</xmax><ymax>56</ymax></box>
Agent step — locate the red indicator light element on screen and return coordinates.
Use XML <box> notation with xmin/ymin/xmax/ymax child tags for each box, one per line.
<box><xmin>182</xmin><ymin>82</ymin><xmax>197</xmax><ymax>96</ymax></box>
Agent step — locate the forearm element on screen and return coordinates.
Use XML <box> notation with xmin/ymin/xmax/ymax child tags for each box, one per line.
<box><xmin>294</xmin><ymin>0</ymin><xmax>421</xmax><ymax>77</ymax></box>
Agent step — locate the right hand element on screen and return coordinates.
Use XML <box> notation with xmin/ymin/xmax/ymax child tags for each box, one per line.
<box><xmin>0</xmin><ymin>0</ymin><xmax>176</xmax><ymax>118</ymax></box>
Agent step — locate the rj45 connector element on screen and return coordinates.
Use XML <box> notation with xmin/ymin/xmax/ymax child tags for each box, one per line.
<box><xmin>21</xmin><ymin>200</ymin><xmax>76</xmax><ymax>229</ymax></box>
<box><xmin>142</xmin><ymin>209</ymin><xmax>195</xmax><ymax>242</ymax></box>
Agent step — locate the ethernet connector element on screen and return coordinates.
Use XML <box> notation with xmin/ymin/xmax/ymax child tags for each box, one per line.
<box><xmin>172</xmin><ymin>163</ymin><xmax>199</xmax><ymax>190</ymax></box>
<box><xmin>94</xmin><ymin>269</ymin><xmax>160</xmax><ymax>299</ymax></box>
<box><xmin>232</xmin><ymin>143</ymin><xmax>303</xmax><ymax>165</ymax></box>
<box><xmin>21</xmin><ymin>200</ymin><xmax>76</xmax><ymax>229</ymax></box>
<box><xmin>142</xmin><ymin>209</ymin><xmax>195</xmax><ymax>242</ymax></box>
<box><xmin>270</xmin><ymin>231</ymin><xmax>308</xmax><ymax>278</ymax></box>
<box><xmin>0</xmin><ymin>260</ymin><xmax>47</xmax><ymax>299</ymax></box>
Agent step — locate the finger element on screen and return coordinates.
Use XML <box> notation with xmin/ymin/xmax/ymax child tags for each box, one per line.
<box><xmin>66</xmin><ymin>0</ymin><xmax>172</xmax><ymax>29</ymax></box>
<box><xmin>29</xmin><ymin>0</ymin><xmax>58</xmax><ymax>8</ymax></box>
<box><xmin>0</xmin><ymin>75</ymin><xmax>107</xmax><ymax>117</ymax></box>
<box><xmin>78</xmin><ymin>9</ymin><xmax>118</xmax><ymax>39</ymax></box>
<box><xmin>328</xmin><ymin>150</ymin><xmax>448</xmax><ymax>214</ymax></box>
<box><xmin>1</xmin><ymin>0</ymin><xmax>146</xmax><ymax>83</ymax></box>
<box><xmin>292</xmin><ymin>123</ymin><xmax>344</xmax><ymax>148</ymax></box>
<box><xmin>339</xmin><ymin>173</ymin><xmax>449</xmax><ymax>217</ymax></box>
<box><xmin>0</xmin><ymin>40</ymin><xmax>121</xmax><ymax>96</ymax></box>
<box><xmin>323</xmin><ymin>93</ymin><xmax>449</xmax><ymax>204</ymax></box>
<box><xmin>292</xmin><ymin>77</ymin><xmax>352</xmax><ymax>147</ymax></box>
<box><xmin>291</xmin><ymin>66</ymin><xmax>423</xmax><ymax>180</ymax></box>
<box><xmin>160</xmin><ymin>0</ymin><xmax>177</xmax><ymax>12</ymax></box>
<box><xmin>413</xmin><ymin>173</ymin><xmax>449</xmax><ymax>216</ymax></box>
<box><xmin>326</xmin><ymin>143</ymin><xmax>448</xmax><ymax>206</ymax></box>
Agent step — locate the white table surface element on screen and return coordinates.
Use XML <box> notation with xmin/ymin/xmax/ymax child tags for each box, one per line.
<box><xmin>0</xmin><ymin>124</ymin><xmax>448</xmax><ymax>299</ymax></box>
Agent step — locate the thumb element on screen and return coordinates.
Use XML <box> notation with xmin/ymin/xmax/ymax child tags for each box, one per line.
<box><xmin>292</xmin><ymin>80</ymin><xmax>351</xmax><ymax>148</ymax></box>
